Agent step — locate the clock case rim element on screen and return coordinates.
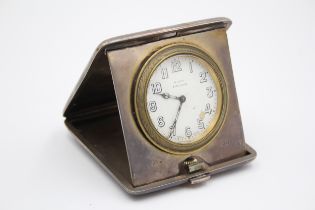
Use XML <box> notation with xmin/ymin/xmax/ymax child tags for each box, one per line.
<box><xmin>134</xmin><ymin>43</ymin><xmax>227</xmax><ymax>154</ymax></box>
<box><xmin>63</xmin><ymin>17</ymin><xmax>256</xmax><ymax>195</ymax></box>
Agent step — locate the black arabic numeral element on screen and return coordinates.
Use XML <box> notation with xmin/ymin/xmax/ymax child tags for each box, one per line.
<box><xmin>185</xmin><ymin>127</ymin><xmax>192</xmax><ymax>138</ymax></box>
<box><xmin>189</xmin><ymin>60</ymin><xmax>193</xmax><ymax>73</ymax></box>
<box><xmin>199</xmin><ymin>72</ymin><xmax>208</xmax><ymax>83</ymax></box>
<box><xmin>169</xmin><ymin>124</ymin><xmax>176</xmax><ymax>137</ymax></box>
<box><xmin>148</xmin><ymin>101</ymin><xmax>157</xmax><ymax>112</ymax></box>
<box><xmin>205</xmin><ymin>103</ymin><xmax>212</xmax><ymax>114</ymax></box>
<box><xmin>161</xmin><ymin>67</ymin><xmax>168</xmax><ymax>79</ymax></box>
<box><xmin>206</xmin><ymin>86</ymin><xmax>215</xmax><ymax>98</ymax></box>
<box><xmin>171</xmin><ymin>58</ymin><xmax>182</xmax><ymax>72</ymax></box>
<box><xmin>151</xmin><ymin>82</ymin><xmax>162</xmax><ymax>94</ymax></box>
<box><xmin>197</xmin><ymin>119</ymin><xmax>205</xmax><ymax>129</ymax></box>
<box><xmin>157</xmin><ymin>116</ymin><xmax>165</xmax><ymax>127</ymax></box>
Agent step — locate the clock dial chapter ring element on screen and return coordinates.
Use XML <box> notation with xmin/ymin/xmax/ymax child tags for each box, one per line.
<box><xmin>134</xmin><ymin>43</ymin><xmax>228</xmax><ymax>154</ymax></box>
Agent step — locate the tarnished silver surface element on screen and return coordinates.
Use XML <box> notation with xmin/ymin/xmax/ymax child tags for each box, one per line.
<box><xmin>63</xmin><ymin>17</ymin><xmax>256</xmax><ymax>195</ymax></box>
<box><xmin>63</xmin><ymin>17</ymin><xmax>231</xmax><ymax>117</ymax></box>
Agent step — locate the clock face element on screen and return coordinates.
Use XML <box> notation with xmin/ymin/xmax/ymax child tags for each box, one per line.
<box><xmin>134</xmin><ymin>44</ymin><xmax>226</xmax><ymax>153</ymax></box>
<box><xmin>146</xmin><ymin>55</ymin><xmax>219</xmax><ymax>144</ymax></box>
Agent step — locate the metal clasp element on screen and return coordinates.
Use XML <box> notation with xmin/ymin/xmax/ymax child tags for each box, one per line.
<box><xmin>183</xmin><ymin>156</ymin><xmax>211</xmax><ymax>184</ymax></box>
<box><xmin>184</xmin><ymin>157</ymin><xmax>203</xmax><ymax>173</ymax></box>
<box><xmin>189</xmin><ymin>174</ymin><xmax>211</xmax><ymax>184</ymax></box>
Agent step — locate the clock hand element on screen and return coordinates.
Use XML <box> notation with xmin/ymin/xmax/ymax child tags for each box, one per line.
<box><xmin>156</xmin><ymin>92</ymin><xmax>180</xmax><ymax>100</ymax></box>
<box><xmin>168</xmin><ymin>95</ymin><xmax>186</xmax><ymax>139</ymax></box>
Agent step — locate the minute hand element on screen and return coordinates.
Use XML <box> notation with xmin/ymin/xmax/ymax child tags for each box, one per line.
<box><xmin>169</xmin><ymin>95</ymin><xmax>186</xmax><ymax>138</ymax></box>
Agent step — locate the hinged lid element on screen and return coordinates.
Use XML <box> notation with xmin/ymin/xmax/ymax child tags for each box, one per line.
<box><xmin>63</xmin><ymin>17</ymin><xmax>231</xmax><ymax>119</ymax></box>
<box><xmin>63</xmin><ymin>17</ymin><xmax>256</xmax><ymax>195</ymax></box>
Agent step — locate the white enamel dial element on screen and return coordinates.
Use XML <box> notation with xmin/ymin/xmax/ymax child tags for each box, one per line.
<box><xmin>146</xmin><ymin>54</ymin><xmax>219</xmax><ymax>144</ymax></box>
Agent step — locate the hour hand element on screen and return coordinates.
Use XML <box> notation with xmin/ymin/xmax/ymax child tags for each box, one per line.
<box><xmin>157</xmin><ymin>92</ymin><xmax>180</xmax><ymax>100</ymax></box>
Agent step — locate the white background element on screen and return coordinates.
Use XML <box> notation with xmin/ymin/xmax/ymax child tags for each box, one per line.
<box><xmin>0</xmin><ymin>0</ymin><xmax>314</xmax><ymax>209</ymax></box>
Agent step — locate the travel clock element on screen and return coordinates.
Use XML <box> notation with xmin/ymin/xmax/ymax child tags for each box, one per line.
<box><xmin>64</xmin><ymin>17</ymin><xmax>256</xmax><ymax>195</ymax></box>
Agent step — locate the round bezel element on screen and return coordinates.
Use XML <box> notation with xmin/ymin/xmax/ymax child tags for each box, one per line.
<box><xmin>134</xmin><ymin>43</ymin><xmax>228</xmax><ymax>154</ymax></box>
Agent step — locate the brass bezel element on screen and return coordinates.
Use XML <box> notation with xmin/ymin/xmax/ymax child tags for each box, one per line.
<box><xmin>134</xmin><ymin>43</ymin><xmax>228</xmax><ymax>154</ymax></box>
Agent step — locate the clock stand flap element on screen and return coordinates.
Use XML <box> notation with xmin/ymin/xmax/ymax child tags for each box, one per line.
<box><xmin>63</xmin><ymin>47</ymin><xmax>133</xmax><ymax>190</ymax></box>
